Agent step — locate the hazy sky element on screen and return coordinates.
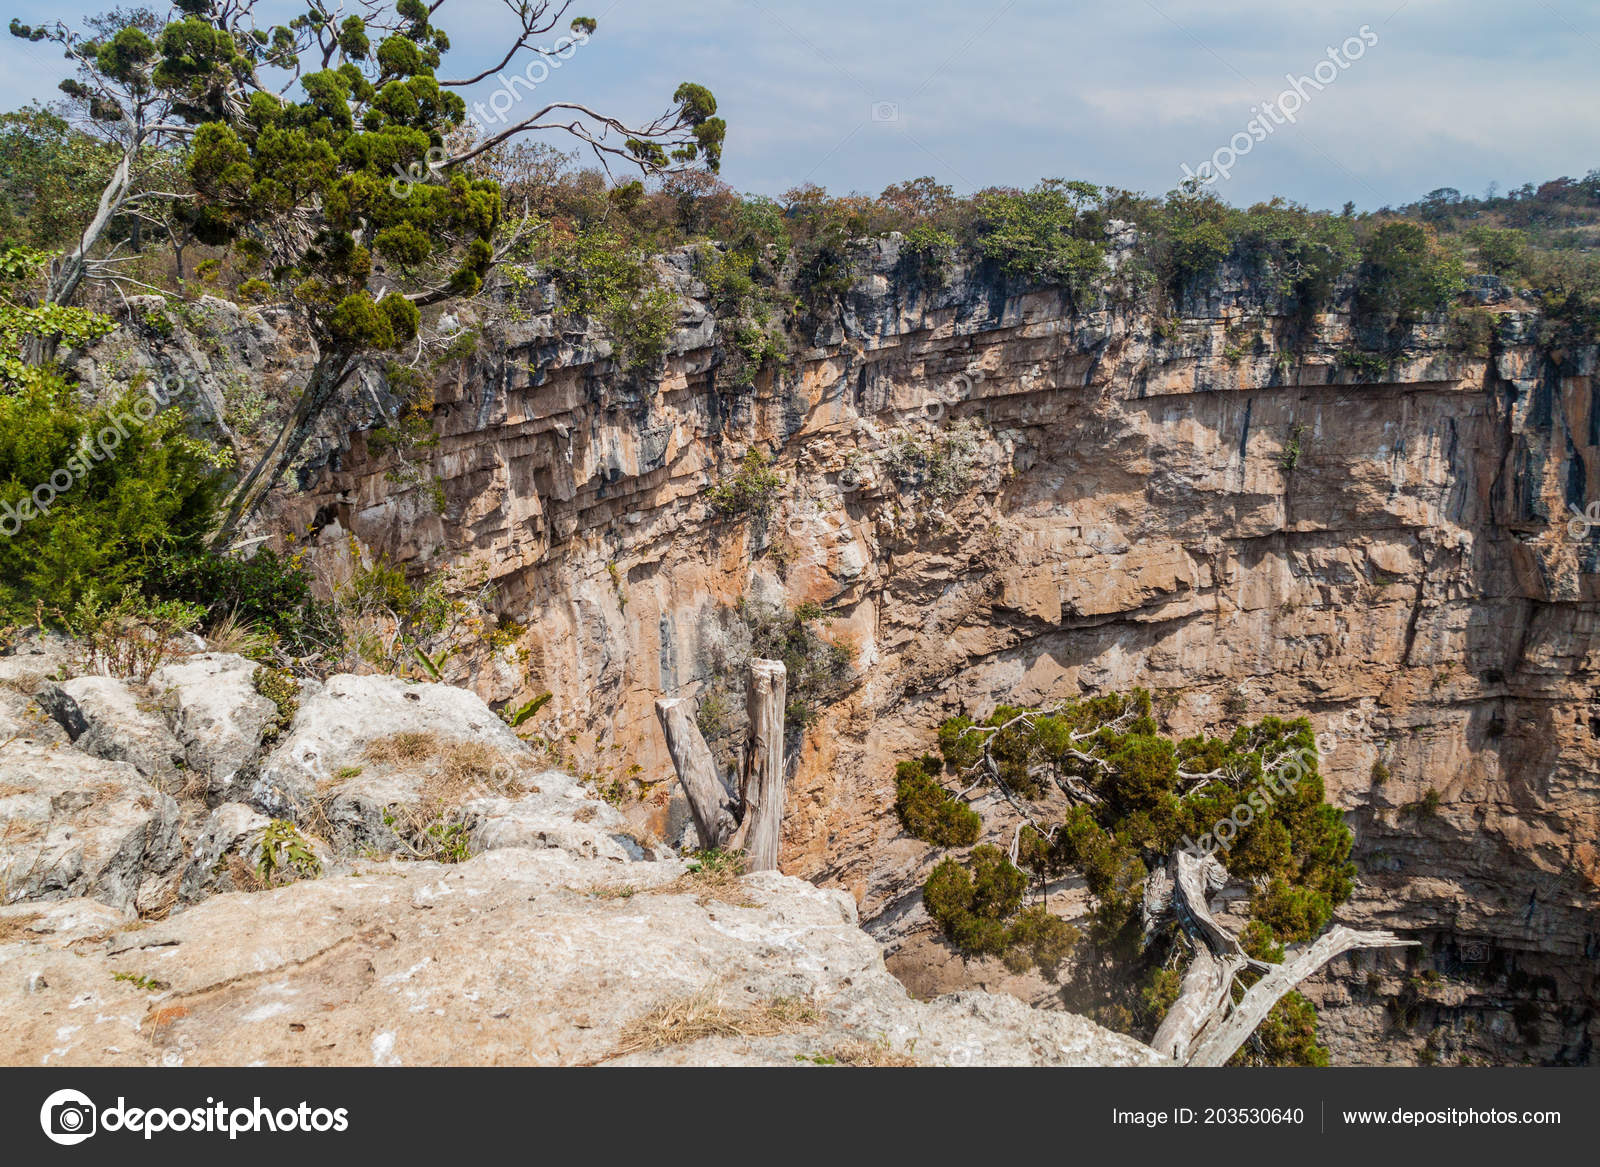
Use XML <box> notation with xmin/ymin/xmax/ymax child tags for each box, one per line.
<box><xmin>2</xmin><ymin>0</ymin><xmax>1596</xmax><ymax>210</ymax></box>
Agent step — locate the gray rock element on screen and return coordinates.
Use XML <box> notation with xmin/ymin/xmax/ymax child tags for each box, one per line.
<box><xmin>0</xmin><ymin>744</ymin><xmax>181</xmax><ymax>914</ymax></box>
<box><xmin>251</xmin><ymin>673</ymin><xmax>526</xmax><ymax>819</ymax></box>
<box><xmin>178</xmin><ymin>802</ymin><xmax>272</xmax><ymax>901</ymax></box>
<box><xmin>148</xmin><ymin>653</ymin><xmax>277</xmax><ymax>805</ymax></box>
<box><xmin>0</xmin><ymin>690</ymin><xmax>69</xmax><ymax>747</ymax></box>
<box><xmin>37</xmin><ymin>676</ymin><xmax>188</xmax><ymax>794</ymax></box>
<box><xmin>455</xmin><ymin>789</ymin><xmax>634</xmax><ymax>863</ymax></box>
<box><xmin>0</xmin><ymin>847</ymin><xmax>1166</xmax><ymax>1067</ymax></box>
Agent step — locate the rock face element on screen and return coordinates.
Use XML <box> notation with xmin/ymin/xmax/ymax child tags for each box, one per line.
<box><xmin>67</xmin><ymin>237</ymin><xmax>1600</xmax><ymax>1064</ymax></box>
<box><xmin>251</xmin><ymin>673</ymin><xmax>526</xmax><ymax>818</ymax></box>
<box><xmin>38</xmin><ymin>676</ymin><xmax>188</xmax><ymax>795</ymax></box>
<box><xmin>0</xmin><ymin>744</ymin><xmax>182</xmax><ymax>914</ymax></box>
<box><xmin>149</xmin><ymin>654</ymin><xmax>280</xmax><ymax>806</ymax></box>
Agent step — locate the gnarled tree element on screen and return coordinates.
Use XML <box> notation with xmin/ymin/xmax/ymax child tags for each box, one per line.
<box><xmin>898</xmin><ymin>691</ymin><xmax>1413</xmax><ymax>1065</ymax></box>
<box><xmin>11</xmin><ymin>1</ymin><xmax>725</xmax><ymax>539</ymax></box>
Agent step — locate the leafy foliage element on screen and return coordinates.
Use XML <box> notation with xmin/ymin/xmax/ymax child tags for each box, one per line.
<box><xmin>902</xmin><ymin>691</ymin><xmax>1357</xmax><ymax>1062</ymax></box>
<box><xmin>0</xmin><ymin>373</ymin><xmax>223</xmax><ymax>615</ymax></box>
<box><xmin>894</xmin><ymin>755</ymin><xmax>981</xmax><ymax>846</ymax></box>
<box><xmin>1354</xmin><ymin>221</ymin><xmax>1466</xmax><ymax>324</ymax></box>
<box><xmin>706</xmin><ymin>447</ymin><xmax>784</xmax><ymax>520</ymax></box>
<box><xmin>544</xmin><ymin>225</ymin><xmax>680</xmax><ymax>371</ymax></box>
<box><xmin>968</xmin><ymin>179</ymin><xmax>1106</xmax><ymax>300</ymax></box>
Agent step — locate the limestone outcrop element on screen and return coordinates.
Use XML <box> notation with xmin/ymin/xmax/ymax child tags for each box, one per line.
<box><xmin>60</xmin><ymin>236</ymin><xmax>1600</xmax><ymax>1064</ymax></box>
<box><xmin>0</xmin><ymin>648</ymin><xmax>1157</xmax><ymax>1068</ymax></box>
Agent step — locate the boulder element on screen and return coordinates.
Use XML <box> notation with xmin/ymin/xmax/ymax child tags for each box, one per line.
<box><xmin>0</xmin><ymin>690</ymin><xmax>69</xmax><ymax>747</ymax></box>
<box><xmin>0</xmin><ymin>636</ymin><xmax>70</xmax><ymax>699</ymax></box>
<box><xmin>148</xmin><ymin>654</ymin><xmax>279</xmax><ymax>805</ymax></box>
<box><xmin>0</xmin><ymin>744</ymin><xmax>182</xmax><ymax>914</ymax></box>
<box><xmin>179</xmin><ymin>802</ymin><xmax>273</xmax><ymax>901</ymax></box>
<box><xmin>250</xmin><ymin>673</ymin><xmax>525</xmax><ymax>819</ymax></box>
<box><xmin>37</xmin><ymin>676</ymin><xmax>189</xmax><ymax>794</ymax></box>
<box><xmin>455</xmin><ymin>769</ymin><xmax>637</xmax><ymax>862</ymax></box>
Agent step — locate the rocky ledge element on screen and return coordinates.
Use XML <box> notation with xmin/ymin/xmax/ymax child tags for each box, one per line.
<box><xmin>0</xmin><ymin>638</ymin><xmax>1157</xmax><ymax>1067</ymax></box>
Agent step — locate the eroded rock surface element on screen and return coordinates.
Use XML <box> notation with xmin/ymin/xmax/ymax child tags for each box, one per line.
<box><xmin>0</xmin><ymin>849</ymin><xmax>1160</xmax><ymax>1067</ymax></box>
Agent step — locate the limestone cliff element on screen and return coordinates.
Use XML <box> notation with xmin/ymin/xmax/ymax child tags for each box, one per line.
<box><xmin>68</xmin><ymin>234</ymin><xmax>1600</xmax><ymax>1065</ymax></box>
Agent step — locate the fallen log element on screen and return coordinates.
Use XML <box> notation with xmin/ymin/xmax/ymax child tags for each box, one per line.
<box><xmin>654</xmin><ymin>696</ymin><xmax>740</xmax><ymax>849</ymax></box>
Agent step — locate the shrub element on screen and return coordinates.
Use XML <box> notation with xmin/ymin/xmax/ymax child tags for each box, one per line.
<box><xmin>706</xmin><ymin>448</ymin><xmax>784</xmax><ymax>520</ymax></box>
<box><xmin>894</xmin><ymin>755</ymin><xmax>981</xmax><ymax>846</ymax></box>
<box><xmin>1231</xmin><ymin>199</ymin><xmax>1357</xmax><ymax>314</ymax></box>
<box><xmin>883</xmin><ymin>419</ymin><xmax>982</xmax><ymax>499</ymax></box>
<box><xmin>1150</xmin><ymin>184</ymin><xmax>1233</xmax><ymax>296</ymax></box>
<box><xmin>0</xmin><ymin>375</ymin><xmax>224</xmax><ymax>616</ymax></box>
<box><xmin>544</xmin><ymin>225</ymin><xmax>680</xmax><ymax>372</ymax></box>
<box><xmin>62</xmin><ymin>591</ymin><xmax>204</xmax><ymax>680</ymax></box>
<box><xmin>922</xmin><ymin>845</ymin><xmax>1074</xmax><ymax>976</ymax></box>
<box><xmin>1354</xmin><ymin>220</ymin><xmax>1465</xmax><ymax>323</ymax></box>
<box><xmin>1465</xmin><ymin>226</ymin><xmax>1526</xmax><ymax>277</ymax></box>
<box><xmin>151</xmin><ymin>547</ymin><xmax>335</xmax><ymax>655</ymax></box>
<box><xmin>908</xmin><ymin>694</ymin><xmax>1356</xmax><ymax>1059</ymax></box>
<box><xmin>969</xmin><ymin>179</ymin><xmax>1106</xmax><ymax>300</ymax></box>
<box><xmin>255</xmin><ymin>819</ymin><xmax>321</xmax><ymax>887</ymax></box>
<box><xmin>252</xmin><ymin>665</ymin><xmax>301</xmax><ymax>742</ymax></box>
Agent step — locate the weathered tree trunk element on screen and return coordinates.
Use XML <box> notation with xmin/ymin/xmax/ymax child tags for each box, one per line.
<box><xmin>739</xmin><ymin>659</ymin><xmax>787</xmax><ymax>873</ymax></box>
<box><xmin>211</xmin><ymin>348</ymin><xmax>356</xmax><ymax>546</ymax></box>
<box><xmin>1143</xmin><ymin>848</ymin><xmax>1416</xmax><ymax>1065</ymax></box>
<box><xmin>655</xmin><ymin>658</ymin><xmax>788</xmax><ymax>871</ymax></box>
<box><xmin>654</xmin><ymin>696</ymin><xmax>739</xmax><ymax>849</ymax></box>
<box><xmin>1185</xmin><ymin>925</ymin><xmax>1413</xmax><ymax>1067</ymax></box>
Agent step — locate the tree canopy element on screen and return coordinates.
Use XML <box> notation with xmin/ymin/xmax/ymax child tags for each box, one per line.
<box><xmin>897</xmin><ymin>691</ymin><xmax>1359</xmax><ymax>1065</ymax></box>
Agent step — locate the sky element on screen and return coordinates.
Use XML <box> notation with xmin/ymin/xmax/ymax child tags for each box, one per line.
<box><xmin>1</xmin><ymin>0</ymin><xmax>1597</xmax><ymax>211</ymax></box>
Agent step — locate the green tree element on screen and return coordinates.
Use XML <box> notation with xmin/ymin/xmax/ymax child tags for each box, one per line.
<box><xmin>968</xmin><ymin>178</ymin><xmax>1106</xmax><ymax>302</ymax></box>
<box><xmin>903</xmin><ymin>692</ymin><xmax>1360</xmax><ymax>1063</ymax></box>
<box><xmin>12</xmin><ymin>1</ymin><xmax>724</xmax><ymax>540</ymax></box>
<box><xmin>0</xmin><ymin>105</ymin><xmax>117</xmax><ymax>250</ymax></box>
<box><xmin>1355</xmin><ymin>220</ymin><xmax>1465</xmax><ymax>323</ymax></box>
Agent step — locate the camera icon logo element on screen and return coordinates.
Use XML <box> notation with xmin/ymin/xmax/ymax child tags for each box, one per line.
<box><xmin>1461</xmin><ymin>940</ymin><xmax>1490</xmax><ymax>963</ymax></box>
<box><xmin>40</xmin><ymin>1088</ymin><xmax>97</xmax><ymax>1146</ymax></box>
<box><xmin>870</xmin><ymin>100</ymin><xmax>900</xmax><ymax>122</ymax></box>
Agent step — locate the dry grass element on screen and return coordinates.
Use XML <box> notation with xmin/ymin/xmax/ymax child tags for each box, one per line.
<box><xmin>363</xmin><ymin>731</ymin><xmax>442</xmax><ymax>766</ymax></box>
<box><xmin>656</xmin><ymin>851</ymin><xmax>757</xmax><ymax>908</ymax></box>
<box><xmin>225</xmin><ymin>852</ymin><xmax>269</xmax><ymax>893</ymax></box>
<box><xmin>611</xmin><ymin>987</ymin><xmax>820</xmax><ymax>1057</ymax></box>
<box><xmin>360</xmin><ymin>732</ymin><xmax>520</xmax><ymax>859</ymax></box>
<box><xmin>586</xmin><ymin>883</ymin><xmax>639</xmax><ymax>900</ymax></box>
<box><xmin>204</xmin><ymin>611</ymin><xmax>275</xmax><ymax>658</ymax></box>
<box><xmin>823</xmin><ymin>1038</ymin><xmax>920</xmax><ymax>1067</ymax></box>
<box><xmin>0</xmin><ymin>911</ymin><xmax>42</xmax><ymax>944</ymax></box>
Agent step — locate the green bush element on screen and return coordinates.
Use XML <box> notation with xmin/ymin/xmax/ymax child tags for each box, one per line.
<box><xmin>545</xmin><ymin>225</ymin><xmax>680</xmax><ymax>372</ymax></box>
<box><xmin>151</xmin><ymin>547</ymin><xmax>335</xmax><ymax>653</ymax></box>
<box><xmin>908</xmin><ymin>692</ymin><xmax>1357</xmax><ymax>1060</ymax></box>
<box><xmin>1465</xmin><ymin>226</ymin><xmax>1526</xmax><ymax>277</ymax></box>
<box><xmin>923</xmin><ymin>845</ymin><xmax>1076</xmax><ymax>975</ymax></box>
<box><xmin>1354</xmin><ymin>220</ymin><xmax>1465</xmax><ymax>323</ymax></box>
<box><xmin>969</xmin><ymin>179</ymin><xmax>1106</xmax><ymax>300</ymax></box>
<box><xmin>894</xmin><ymin>755</ymin><xmax>981</xmax><ymax>846</ymax></box>
<box><xmin>0</xmin><ymin>374</ymin><xmax>224</xmax><ymax>615</ymax></box>
<box><xmin>706</xmin><ymin>448</ymin><xmax>785</xmax><ymax>520</ymax></box>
